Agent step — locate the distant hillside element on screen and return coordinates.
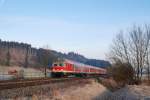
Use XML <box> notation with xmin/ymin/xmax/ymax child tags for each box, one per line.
<box><xmin>51</xmin><ymin>51</ymin><xmax>111</xmax><ymax>68</ymax></box>
<box><xmin>0</xmin><ymin>39</ymin><xmax>111</xmax><ymax>68</ymax></box>
<box><xmin>0</xmin><ymin>39</ymin><xmax>56</xmax><ymax>67</ymax></box>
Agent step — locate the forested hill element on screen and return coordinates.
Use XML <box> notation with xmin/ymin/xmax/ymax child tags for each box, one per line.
<box><xmin>51</xmin><ymin>51</ymin><xmax>111</xmax><ymax>68</ymax></box>
<box><xmin>0</xmin><ymin>39</ymin><xmax>110</xmax><ymax>68</ymax></box>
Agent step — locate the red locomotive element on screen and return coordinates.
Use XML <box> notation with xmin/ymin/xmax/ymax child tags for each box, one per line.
<box><xmin>50</xmin><ymin>59</ymin><xmax>107</xmax><ymax>77</ymax></box>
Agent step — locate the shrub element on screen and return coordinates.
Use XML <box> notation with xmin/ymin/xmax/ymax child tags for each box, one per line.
<box><xmin>108</xmin><ymin>62</ymin><xmax>135</xmax><ymax>86</ymax></box>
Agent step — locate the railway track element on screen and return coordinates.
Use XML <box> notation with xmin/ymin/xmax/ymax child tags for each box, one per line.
<box><xmin>0</xmin><ymin>77</ymin><xmax>91</xmax><ymax>90</ymax></box>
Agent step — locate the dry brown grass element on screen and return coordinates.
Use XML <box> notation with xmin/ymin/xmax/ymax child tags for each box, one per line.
<box><xmin>98</xmin><ymin>77</ymin><xmax>125</xmax><ymax>92</ymax></box>
<box><xmin>1</xmin><ymin>78</ymin><xmax>150</xmax><ymax>100</ymax></box>
<box><xmin>0</xmin><ymin>78</ymin><xmax>93</xmax><ymax>100</ymax></box>
<box><xmin>142</xmin><ymin>79</ymin><xmax>150</xmax><ymax>86</ymax></box>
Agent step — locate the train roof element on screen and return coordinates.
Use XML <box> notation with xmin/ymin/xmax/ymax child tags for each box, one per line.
<box><xmin>64</xmin><ymin>59</ymin><xmax>105</xmax><ymax>70</ymax></box>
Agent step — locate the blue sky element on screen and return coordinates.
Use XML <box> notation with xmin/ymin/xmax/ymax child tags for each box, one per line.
<box><xmin>0</xmin><ymin>0</ymin><xmax>150</xmax><ymax>59</ymax></box>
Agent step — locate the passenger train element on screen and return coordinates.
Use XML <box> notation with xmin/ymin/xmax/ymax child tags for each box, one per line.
<box><xmin>50</xmin><ymin>59</ymin><xmax>107</xmax><ymax>77</ymax></box>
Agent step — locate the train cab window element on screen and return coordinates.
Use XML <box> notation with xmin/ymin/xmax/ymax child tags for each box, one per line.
<box><xmin>54</xmin><ymin>64</ymin><xmax>57</xmax><ymax>66</ymax></box>
<box><xmin>59</xmin><ymin>63</ymin><xmax>64</xmax><ymax>67</ymax></box>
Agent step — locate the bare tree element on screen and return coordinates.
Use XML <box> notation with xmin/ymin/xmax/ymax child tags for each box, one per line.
<box><xmin>110</xmin><ymin>31</ymin><xmax>130</xmax><ymax>63</ymax></box>
<box><xmin>39</xmin><ymin>45</ymin><xmax>58</xmax><ymax>77</ymax></box>
<box><xmin>145</xmin><ymin>25</ymin><xmax>150</xmax><ymax>81</ymax></box>
<box><xmin>24</xmin><ymin>45</ymin><xmax>30</xmax><ymax>68</ymax></box>
<box><xmin>146</xmin><ymin>49</ymin><xmax>150</xmax><ymax>81</ymax></box>
<box><xmin>6</xmin><ymin>44</ymin><xmax>10</xmax><ymax>66</ymax></box>
<box><xmin>109</xmin><ymin>24</ymin><xmax>150</xmax><ymax>81</ymax></box>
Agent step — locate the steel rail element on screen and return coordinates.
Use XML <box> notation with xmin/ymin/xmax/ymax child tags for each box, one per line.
<box><xmin>0</xmin><ymin>77</ymin><xmax>90</xmax><ymax>90</ymax></box>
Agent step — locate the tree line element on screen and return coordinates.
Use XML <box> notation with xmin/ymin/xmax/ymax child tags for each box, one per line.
<box><xmin>0</xmin><ymin>41</ymin><xmax>58</xmax><ymax>69</ymax></box>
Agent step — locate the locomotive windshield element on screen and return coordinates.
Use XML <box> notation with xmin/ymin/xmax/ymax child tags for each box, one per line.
<box><xmin>54</xmin><ymin>64</ymin><xmax>57</xmax><ymax>66</ymax></box>
<box><xmin>53</xmin><ymin>63</ymin><xmax>64</xmax><ymax>67</ymax></box>
<box><xmin>59</xmin><ymin>63</ymin><xmax>64</xmax><ymax>67</ymax></box>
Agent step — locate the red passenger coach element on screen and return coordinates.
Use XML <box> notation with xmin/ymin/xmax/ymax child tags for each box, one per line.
<box><xmin>50</xmin><ymin>59</ymin><xmax>107</xmax><ymax>77</ymax></box>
